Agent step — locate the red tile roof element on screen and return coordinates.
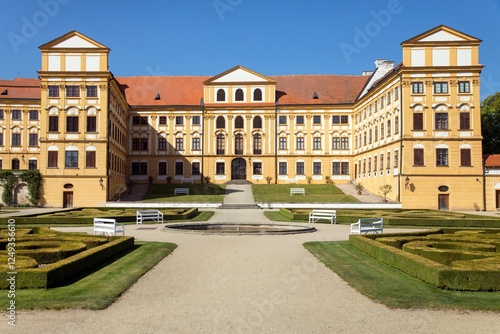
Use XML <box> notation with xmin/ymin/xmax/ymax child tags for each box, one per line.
<box><xmin>484</xmin><ymin>154</ymin><xmax>500</xmax><ymax>168</ymax></box>
<box><xmin>0</xmin><ymin>78</ymin><xmax>40</xmax><ymax>100</ymax></box>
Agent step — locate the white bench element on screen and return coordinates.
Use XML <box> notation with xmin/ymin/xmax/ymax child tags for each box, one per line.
<box><xmin>136</xmin><ymin>209</ymin><xmax>164</xmax><ymax>224</ymax></box>
<box><xmin>309</xmin><ymin>210</ymin><xmax>336</xmax><ymax>224</ymax></box>
<box><xmin>290</xmin><ymin>188</ymin><xmax>305</xmax><ymax>195</ymax></box>
<box><xmin>350</xmin><ymin>218</ymin><xmax>384</xmax><ymax>234</ymax></box>
<box><xmin>174</xmin><ymin>188</ymin><xmax>189</xmax><ymax>195</ymax></box>
<box><xmin>93</xmin><ymin>218</ymin><xmax>125</xmax><ymax>236</ymax></box>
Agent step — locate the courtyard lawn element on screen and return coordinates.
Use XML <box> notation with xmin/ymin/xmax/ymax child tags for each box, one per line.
<box><xmin>141</xmin><ymin>184</ymin><xmax>226</xmax><ymax>203</ymax></box>
<box><xmin>252</xmin><ymin>184</ymin><xmax>359</xmax><ymax>203</ymax></box>
<box><xmin>304</xmin><ymin>241</ymin><xmax>500</xmax><ymax>311</ymax></box>
<box><xmin>0</xmin><ymin>241</ymin><xmax>177</xmax><ymax>310</ymax></box>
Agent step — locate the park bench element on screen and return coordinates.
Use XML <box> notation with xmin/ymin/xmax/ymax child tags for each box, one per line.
<box><xmin>174</xmin><ymin>188</ymin><xmax>189</xmax><ymax>195</ymax></box>
<box><xmin>350</xmin><ymin>218</ymin><xmax>384</xmax><ymax>234</ymax></box>
<box><xmin>136</xmin><ymin>209</ymin><xmax>164</xmax><ymax>224</ymax></box>
<box><xmin>93</xmin><ymin>218</ymin><xmax>125</xmax><ymax>236</ymax></box>
<box><xmin>290</xmin><ymin>188</ymin><xmax>305</xmax><ymax>196</ymax></box>
<box><xmin>308</xmin><ymin>209</ymin><xmax>336</xmax><ymax>224</ymax></box>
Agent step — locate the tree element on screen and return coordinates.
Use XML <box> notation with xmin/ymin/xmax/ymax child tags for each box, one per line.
<box><xmin>481</xmin><ymin>92</ymin><xmax>500</xmax><ymax>154</ymax></box>
<box><xmin>378</xmin><ymin>184</ymin><xmax>393</xmax><ymax>202</ymax></box>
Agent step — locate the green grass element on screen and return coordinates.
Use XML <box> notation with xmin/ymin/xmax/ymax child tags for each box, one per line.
<box><xmin>142</xmin><ymin>184</ymin><xmax>226</xmax><ymax>203</ymax></box>
<box><xmin>252</xmin><ymin>184</ymin><xmax>359</xmax><ymax>203</ymax></box>
<box><xmin>0</xmin><ymin>241</ymin><xmax>177</xmax><ymax>310</ymax></box>
<box><xmin>304</xmin><ymin>241</ymin><xmax>500</xmax><ymax>311</ymax></box>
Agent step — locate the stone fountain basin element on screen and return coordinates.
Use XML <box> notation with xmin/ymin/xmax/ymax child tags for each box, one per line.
<box><xmin>163</xmin><ymin>223</ymin><xmax>316</xmax><ymax>235</ymax></box>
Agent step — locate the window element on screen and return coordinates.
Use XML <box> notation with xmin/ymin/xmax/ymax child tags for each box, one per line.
<box><xmin>235</xmin><ymin>116</ymin><xmax>244</xmax><ymax>129</ymax></box>
<box><xmin>386</xmin><ymin>152</ymin><xmax>391</xmax><ymax>170</ymax></box>
<box><xmin>296</xmin><ymin>137</ymin><xmax>304</xmax><ymax>150</ymax></box>
<box><xmin>158</xmin><ymin>161</ymin><xmax>167</xmax><ymax>175</ymax></box>
<box><xmin>380</xmin><ymin>153</ymin><xmax>384</xmax><ymax>170</ymax></box>
<box><xmin>216</xmin><ymin>89</ymin><xmax>225</xmax><ymax>101</ymax></box>
<box><xmin>313</xmin><ymin>115</ymin><xmax>321</xmax><ymax>125</ymax></box>
<box><xmin>296</xmin><ymin>162</ymin><xmax>304</xmax><ymax>175</ymax></box>
<box><xmin>332</xmin><ymin>162</ymin><xmax>341</xmax><ymax>175</ymax></box>
<box><xmin>29</xmin><ymin>110</ymin><xmax>38</xmax><ymax>120</ymax></box>
<box><xmin>48</xmin><ymin>85</ymin><xmax>59</xmax><ymax>97</ymax></box>
<box><xmin>313</xmin><ymin>137</ymin><xmax>321</xmax><ymax>149</ymax></box>
<box><xmin>459</xmin><ymin>81</ymin><xmax>470</xmax><ymax>93</ymax></box>
<box><xmin>374</xmin><ymin>157</ymin><xmax>378</xmax><ymax>172</ymax></box>
<box><xmin>175</xmin><ymin>138</ymin><xmax>183</xmax><ymax>151</ymax></box>
<box><xmin>434</xmin><ymin>82</ymin><xmax>448</xmax><ymax>94</ymax></box>
<box><xmin>66</xmin><ymin>116</ymin><xmax>79</xmax><ymax>132</ymax></box>
<box><xmin>412</xmin><ymin>82</ymin><xmax>423</xmax><ymax>94</ymax></box>
<box><xmin>216</xmin><ymin>162</ymin><xmax>225</xmax><ymax>175</ymax></box>
<box><xmin>217</xmin><ymin>134</ymin><xmax>225</xmax><ymax>155</ymax></box>
<box><xmin>11</xmin><ymin>159</ymin><xmax>20</xmax><ymax>170</ymax></box>
<box><xmin>394</xmin><ymin>87</ymin><xmax>399</xmax><ymax>100</ymax></box>
<box><xmin>387</xmin><ymin>91</ymin><xmax>392</xmax><ymax>104</ymax></box>
<box><xmin>369</xmin><ymin>129</ymin><xmax>372</xmax><ymax>144</ymax></box>
<box><xmin>460</xmin><ymin>149</ymin><xmax>471</xmax><ymax>166</ymax></box>
<box><xmin>192</xmin><ymin>162</ymin><xmax>200</xmax><ymax>175</ymax></box>
<box><xmin>394</xmin><ymin>116</ymin><xmax>399</xmax><ymax>134</ymax></box>
<box><xmin>175</xmin><ymin>116</ymin><xmax>184</xmax><ymax>125</ymax></box>
<box><xmin>48</xmin><ymin>151</ymin><xmax>58</xmax><ymax>168</ymax></box>
<box><xmin>253</xmin><ymin>116</ymin><xmax>262</xmax><ymax>129</ymax></box>
<box><xmin>132</xmin><ymin>162</ymin><xmax>147</xmax><ymax>175</ymax></box>
<box><xmin>332</xmin><ymin>137</ymin><xmax>340</xmax><ymax>150</ymax></box>
<box><xmin>158</xmin><ymin>137</ymin><xmax>167</xmax><ymax>151</ymax></box>
<box><xmin>341</xmin><ymin>137</ymin><xmax>349</xmax><ymax>150</ymax></box>
<box><xmin>436</xmin><ymin>148</ymin><xmax>448</xmax><ymax>166</ymax></box>
<box><xmin>341</xmin><ymin>161</ymin><xmax>349</xmax><ymax>175</ymax></box>
<box><xmin>253</xmin><ymin>162</ymin><xmax>262</xmax><ymax>175</ymax></box>
<box><xmin>232</xmin><ymin>134</ymin><xmax>243</xmax><ymax>155</ymax></box>
<box><xmin>394</xmin><ymin>150</ymin><xmax>399</xmax><ymax>168</ymax></box>
<box><xmin>29</xmin><ymin>133</ymin><xmax>38</xmax><ymax>146</ymax></box>
<box><xmin>460</xmin><ymin>112</ymin><xmax>470</xmax><ymax>130</ymax></box>
<box><xmin>175</xmin><ymin>162</ymin><xmax>183</xmax><ymax>175</ymax></box>
<box><xmin>86</xmin><ymin>151</ymin><xmax>96</xmax><ymax>168</ymax></box>
<box><xmin>235</xmin><ymin>88</ymin><xmax>244</xmax><ymax>101</ymax></box>
<box><xmin>253</xmin><ymin>88</ymin><xmax>262</xmax><ymax>101</ymax></box>
<box><xmin>11</xmin><ymin>133</ymin><xmax>21</xmax><ymax>146</ymax></box>
<box><xmin>413</xmin><ymin>113</ymin><xmax>423</xmax><ymax>130</ymax></box>
<box><xmin>368</xmin><ymin>157</ymin><xmax>372</xmax><ymax>172</ymax></box>
<box><xmin>380</xmin><ymin>123</ymin><xmax>384</xmax><ymax>139</ymax></box>
<box><xmin>341</xmin><ymin>115</ymin><xmax>348</xmax><ymax>124</ymax></box>
<box><xmin>279</xmin><ymin>137</ymin><xmax>287</xmax><ymax>150</ymax></box>
<box><xmin>414</xmin><ymin>148</ymin><xmax>424</xmax><ymax>166</ymax></box>
<box><xmin>192</xmin><ymin>116</ymin><xmax>201</xmax><ymax>125</ymax></box>
<box><xmin>374</xmin><ymin>101</ymin><xmax>378</xmax><ymax>113</ymax></box>
<box><xmin>278</xmin><ymin>162</ymin><xmax>287</xmax><ymax>175</ymax></box>
<box><xmin>0</xmin><ymin>133</ymin><xmax>3</xmax><ymax>146</ymax></box>
<box><xmin>133</xmin><ymin>116</ymin><xmax>148</xmax><ymax>125</ymax></box>
<box><xmin>28</xmin><ymin>160</ymin><xmax>37</xmax><ymax>170</ymax></box>
<box><xmin>159</xmin><ymin>116</ymin><xmax>167</xmax><ymax>125</ymax></box>
<box><xmin>216</xmin><ymin>116</ymin><xmax>225</xmax><ymax>129</ymax></box>
<box><xmin>313</xmin><ymin>162</ymin><xmax>321</xmax><ymax>175</ymax></box>
<box><xmin>65</xmin><ymin>151</ymin><xmax>78</xmax><ymax>168</ymax></box>
<box><xmin>363</xmin><ymin>132</ymin><xmax>366</xmax><ymax>145</ymax></box>
<box><xmin>278</xmin><ymin>115</ymin><xmax>287</xmax><ymax>125</ymax></box>
<box><xmin>132</xmin><ymin>138</ymin><xmax>140</xmax><ymax>150</ymax></box>
<box><xmin>380</xmin><ymin>96</ymin><xmax>384</xmax><ymax>108</ymax></box>
<box><xmin>435</xmin><ymin>113</ymin><xmax>448</xmax><ymax>130</ymax></box>
<box><xmin>66</xmin><ymin>85</ymin><xmax>80</xmax><ymax>97</ymax></box>
<box><xmin>296</xmin><ymin>116</ymin><xmax>304</xmax><ymax>125</ymax></box>
<box><xmin>12</xmin><ymin>110</ymin><xmax>21</xmax><ymax>120</ymax></box>
<box><xmin>140</xmin><ymin>138</ymin><xmax>148</xmax><ymax>150</ymax></box>
<box><xmin>253</xmin><ymin>134</ymin><xmax>262</xmax><ymax>154</ymax></box>
<box><xmin>86</xmin><ymin>116</ymin><xmax>96</xmax><ymax>132</ymax></box>
<box><xmin>192</xmin><ymin>138</ymin><xmax>201</xmax><ymax>150</ymax></box>
<box><xmin>387</xmin><ymin>120</ymin><xmax>391</xmax><ymax>136</ymax></box>
<box><xmin>86</xmin><ymin>86</ymin><xmax>97</xmax><ymax>97</ymax></box>
<box><xmin>374</xmin><ymin>127</ymin><xmax>378</xmax><ymax>141</ymax></box>
<box><xmin>0</xmin><ymin>109</ymin><xmax>3</xmax><ymax>119</ymax></box>
<box><xmin>332</xmin><ymin>115</ymin><xmax>340</xmax><ymax>124</ymax></box>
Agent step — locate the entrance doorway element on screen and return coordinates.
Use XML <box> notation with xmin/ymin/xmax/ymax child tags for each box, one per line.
<box><xmin>231</xmin><ymin>158</ymin><xmax>246</xmax><ymax>180</ymax></box>
<box><xmin>438</xmin><ymin>194</ymin><xmax>449</xmax><ymax>211</ymax></box>
<box><xmin>63</xmin><ymin>191</ymin><xmax>73</xmax><ymax>208</ymax></box>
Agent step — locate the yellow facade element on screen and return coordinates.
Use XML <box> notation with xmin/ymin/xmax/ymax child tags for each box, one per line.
<box><xmin>0</xmin><ymin>26</ymin><xmax>489</xmax><ymax>211</ymax></box>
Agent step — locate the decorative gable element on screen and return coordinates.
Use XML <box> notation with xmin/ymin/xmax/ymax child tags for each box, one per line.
<box><xmin>401</xmin><ymin>25</ymin><xmax>482</xmax><ymax>46</ymax></box>
<box><xmin>52</xmin><ymin>35</ymin><xmax>99</xmax><ymax>48</ymax></box>
<box><xmin>39</xmin><ymin>30</ymin><xmax>109</xmax><ymax>50</ymax></box>
<box><xmin>205</xmin><ymin>65</ymin><xmax>275</xmax><ymax>84</ymax></box>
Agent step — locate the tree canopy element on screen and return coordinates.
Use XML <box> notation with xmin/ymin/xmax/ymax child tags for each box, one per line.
<box><xmin>481</xmin><ymin>92</ymin><xmax>500</xmax><ymax>154</ymax></box>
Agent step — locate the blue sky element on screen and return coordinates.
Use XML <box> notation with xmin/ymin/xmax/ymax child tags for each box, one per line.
<box><xmin>1</xmin><ymin>0</ymin><xmax>499</xmax><ymax>99</ymax></box>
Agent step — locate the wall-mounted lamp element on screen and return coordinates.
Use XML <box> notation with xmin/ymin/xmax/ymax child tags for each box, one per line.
<box><xmin>248</xmin><ymin>157</ymin><xmax>252</xmax><ymax>166</ymax></box>
<box><xmin>21</xmin><ymin>154</ymin><xmax>25</xmax><ymax>163</ymax></box>
<box><xmin>405</xmin><ymin>176</ymin><xmax>410</xmax><ymax>188</ymax></box>
<box><xmin>99</xmin><ymin>177</ymin><xmax>104</xmax><ymax>188</ymax></box>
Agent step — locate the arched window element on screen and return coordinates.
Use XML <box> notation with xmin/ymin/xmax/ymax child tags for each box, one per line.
<box><xmin>253</xmin><ymin>116</ymin><xmax>262</xmax><ymax>129</ymax></box>
<box><xmin>216</xmin><ymin>116</ymin><xmax>225</xmax><ymax>129</ymax></box>
<box><xmin>235</xmin><ymin>134</ymin><xmax>243</xmax><ymax>155</ymax></box>
<box><xmin>235</xmin><ymin>116</ymin><xmax>244</xmax><ymax>129</ymax></box>
<box><xmin>253</xmin><ymin>134</ymin><xmax>262</xmax><ymax>155</ymax></box>
<box><xmin>217</xmin><ymin>134</ymin><xmax>225</xmax><ymax>155</ymax></box>
<box><xmin>253</xmin><ymin>88</ymin><xmax>262</xmax><ymax>101</ymax></box>
<box><xmin>235</xmin><ymin>88</ymin><xmax>244</xmax><ymax>101</ymax></box>
<box><xmin>216</xmin><ymin>89</ymin><xmax>226</xmax><ymax>102</ymax></box>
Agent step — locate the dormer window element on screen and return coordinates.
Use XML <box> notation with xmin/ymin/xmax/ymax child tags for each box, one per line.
<box><xmin>253</xmin><ymin>88</ymin><xmax>262</xmax><ymax>101</ymax></box>
<box><xmin>216</xmin><ymin>89</ymin><xmax>225</xmax><ymax>102</ymax></box>
<box><xmin>235</xmin><ymin>88</ymin><xmax>244</xmax><ymax>101</ymax></box>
